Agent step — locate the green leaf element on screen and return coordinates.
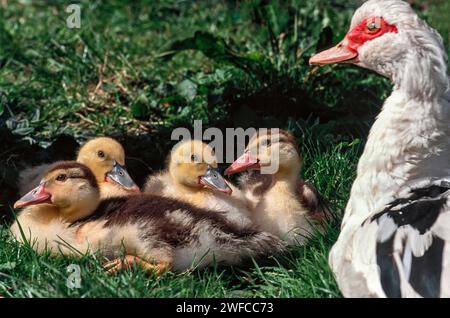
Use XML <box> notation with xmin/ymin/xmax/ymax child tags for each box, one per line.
<box><xmin>161</xmin><ymin>31</ymin><xmax>267</xmax><ymax>76</ymax></box>
<box><xmin>131</xmin><ymin>94</ymin><xmax>149</xmax><ymax>119</ymax></box>
<box><xmin>176</xmin><ymin>79</ymin><xmax>198</xmax><ymax>102</ymax></box>
<box><xmin>0</xmin><ymin>262</ymin><xmax>16</xmax><ymax>271</ymax></box>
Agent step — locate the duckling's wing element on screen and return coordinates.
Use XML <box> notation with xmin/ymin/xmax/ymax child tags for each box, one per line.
<box><xmin>361</xmin><ymin>178</ymin><xmax>450</xmax><ymax>298</ymax></box>
<box><xmin>297</xmin><ymin>180</ymin><xmax>334</xmax><ymax>225</ymax></box>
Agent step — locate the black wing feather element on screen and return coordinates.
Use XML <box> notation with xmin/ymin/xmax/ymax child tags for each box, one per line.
<box><xmin>369</xmin><ymin>180</ymin><xmax>450</xmax><ymax>298</ymax></box>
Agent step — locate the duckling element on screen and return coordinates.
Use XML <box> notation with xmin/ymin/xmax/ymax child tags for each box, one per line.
<box><xmin>76</xmin><ymin>137</ymin><xmax>139</xmax><ymax>198</ymax></box>
<box><xmin>11</xmin><ymin>162</ymin><xmax>100</xmax><ymax>255</ymax></box>
<box><xmin>225</xmin><ymin>129</ymin><xmax>328</xmax><ymax>245</ymax></box>
<box><xmin>18</xmin><ymin>137</ymin><xmax>139</xmax><ymax>199</ymax></box>
<box><xmin>11</xmin><ymin>161</ymin><xmax>285</xmax><ymax>274</ymax></box>
<box><xmin>144</xmin><ymin>140</ymin><xmax>252</xmax><ymax>226</ymax></box>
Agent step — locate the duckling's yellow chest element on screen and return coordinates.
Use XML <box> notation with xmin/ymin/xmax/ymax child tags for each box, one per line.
<box><xmin>10</xmin><ymin>207</ymin><xmax>78</xmax><ymax>255</ymax></box>
<box><xmin>253</xmin><ymin>182</ymin><xmax>311</xmax><ymax>243</ymax></box>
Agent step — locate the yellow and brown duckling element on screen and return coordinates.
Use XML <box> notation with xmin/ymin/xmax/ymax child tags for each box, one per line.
<box><xmin>225</xmin><ymin>129</ymin><xmax>329</xmax><ymax>245</ymax></box>
<box><xmin>11</xmin><ymin>161</ymin><xmax>285</xmax><ymax>274</ymax></box>
<box><xmin>18</xmin><ymin>137</ymin><xmax>139</xmax><ymax>199</ymax></box>
<box><xmin>11</xmin><ymin>162</ymin><xmax>99</xmax><ymax>255</ymax></box>
<box><xmin>144</xmin><ymin>139</ymin><xmax>252</xmax><ymax>226</ymax></box>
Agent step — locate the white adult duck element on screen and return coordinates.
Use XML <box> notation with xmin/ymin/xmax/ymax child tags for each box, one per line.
<box><xmin>310</xmin><ymin>0</ymin><xmax>450</xmax><ymax>297</ymax></box>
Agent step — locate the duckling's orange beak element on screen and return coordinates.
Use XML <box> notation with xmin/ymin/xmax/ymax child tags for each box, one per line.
<box><xmin>14</xmin><ymin>183</ymin><xmax>52</xmax><ymax>209</ymax></box>
<box><xmin>224</xmin><ymin>152</ymin><xmax>260</xmax><ymax>175</ymax></box>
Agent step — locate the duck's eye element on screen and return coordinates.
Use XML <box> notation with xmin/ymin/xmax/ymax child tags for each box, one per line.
<box><xmin>262</xmin><ymin>139</ymin><xmax>271</xmax><ymax>147</ymax></box>
<box><xmin>56</xmin><ymin>174</ymin><xmax>67</xmax><ymax>182</ymax></box>
<box><xmin>97</xmin><ymin>150</ymin><xmax>105</xmax><ymax>158</ymax></box>
<box><xmin>366</xmin><ymin>20</ymin><xmax>380</xmax><ymax>33</ymax></box>
<box><xmin>191</xmin><ymin>154</ymin><xmax>198</xmax><ymax>162</ymax></box>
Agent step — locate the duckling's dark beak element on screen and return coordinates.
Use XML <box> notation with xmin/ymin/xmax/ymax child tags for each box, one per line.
<box><xmin>224</xmin><ymin>151</ymin><xmax>260</xmax><ymax>175</ymax></box>
<box><xmin>199</xmin><ymin>167</ymin><xmax>232</xmax><ymax>195</ymax></box>
<box><xmin>14</xmin><ymin>183</ymin><xmax>52</xmax><ymax>209</ymax></box>
<box><xmin>106</xmin><ymin>161</ymin><xmax>140</xmax><ymax>192</ymax></box>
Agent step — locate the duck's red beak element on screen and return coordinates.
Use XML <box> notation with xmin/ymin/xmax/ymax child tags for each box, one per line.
<box><xmin>309</xmin><ymin>41</ymin><xmax>358</xmax><ymax>65</ymax></box>
<box><xmin>224</xmin><ymin>152</ymin><xmax>260</xmax><ymax>175</ymax></box>
<box><xmin>14</xmin><ymin>184</ymin><xmax>52</xmax><ymax>209</ymax></box>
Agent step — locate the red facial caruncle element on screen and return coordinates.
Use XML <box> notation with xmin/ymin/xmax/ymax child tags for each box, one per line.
<box><xmin>346</xmin><ymin>17</ymin><xmax>398</xmax><ymax>52</ymax></box>
<box><xmin>309</xmin><ymin>16</ymin><xmax>398</xmax><ymax>65</ymax></box>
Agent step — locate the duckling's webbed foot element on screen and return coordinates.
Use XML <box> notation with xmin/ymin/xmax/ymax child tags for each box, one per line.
<box><xmin>104</xmin><ymin>255</ymin><xmax>170</xmax><ymax>276</ymax></box>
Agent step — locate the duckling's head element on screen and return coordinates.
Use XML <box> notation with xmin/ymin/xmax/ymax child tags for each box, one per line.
<box><xmin>14</xmin><ymin>161</ymin><xmax>100</xmax><ymax>222</ymax></box>
<box><xmin>77</xmin><ymin>137</ymin><xmax>139</xmax><ymax>193</ymax></box>
<box><xmin>168</xmin><ymin>140</ymin><xmax>231</xmax><ymax>194</ymax></box>
<box><xmin>225</xmin><ymin>129</ymin><xmax>301</xmax><ymax>177</ymax></box>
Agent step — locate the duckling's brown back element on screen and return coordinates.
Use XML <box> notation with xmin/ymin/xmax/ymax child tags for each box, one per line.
<box><xmin>73</xmin><ymin>194</ymin><xmax>258</xmax><ymax>239</ymax></box>
<box><xmin>71</xmin><ymin>193</ymin><xmax>285</xmax><ymax>271</ymax></box>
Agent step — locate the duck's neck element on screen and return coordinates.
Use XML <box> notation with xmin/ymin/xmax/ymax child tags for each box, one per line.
<box><xmin>170</xmin><ymin>181</ymin><xmax>208</xmax><ymax>204</ymax></box>
<box><xmin>25</xmin><ymin>203</ymin><xmax>99</xmax><ymax>224</ymax></box>
<box><xmin>172</xmin><ymin>181</ymin><xmax>200</xmax><ymax>195</ymax></box>
<box><xmin>344</xmin><ymin>55</ymin><xmax>450</xmax><ymax>226</ymax></box>
<box><xmin>60</xmin><ymin>204</ymin><xmax>99</xmax><ymax>223</ymax></box>
<box><xmin>99</xmin><ymin>182</ymin><xmax>129</xmax><ymax>198</ymax></box>
<box><xmin>23</xmin><ymin>205</ymin><xmax>60</xmax><ymax>224</ymax></box>
<box><xmin>270</xmin><ymin>165</ymin><xmax>300</xmax><ymax>193</ymax></box>
<box><xmin>393</xmin><ymin>30</ymin><xmax>449</xmax><ymax>101</ymax></box>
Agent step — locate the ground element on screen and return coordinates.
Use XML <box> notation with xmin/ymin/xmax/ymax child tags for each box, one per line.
<box><xmin>0</xmin><ymin>0</ymin><xmax>449</xmax><ymax>298</ymax></box>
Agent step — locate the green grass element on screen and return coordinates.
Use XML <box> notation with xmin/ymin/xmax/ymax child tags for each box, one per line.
<box><xmin>0</xmin><ymin>0</ymin><xmax>448</xmax><ymax>298</ymax></box>
<box><xmin>0</xmin><ymin>0</ymin><xmax>392</xmax><ymax>140</ymax></box>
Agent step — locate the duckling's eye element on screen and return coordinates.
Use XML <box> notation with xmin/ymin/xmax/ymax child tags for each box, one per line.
<box><xmin>56</xmin><ymin>174</ymin><xmax>67</xmax><ymax>182</ymax></box>
<box><xmin>97</xmin><ymin>150</ymin><xmax>105</xmax><ymax>158</ymax></box>
<box><xmin>191</xmin><ymin>154</ymin><xmax>198</xmax><ymax>162</ymax></box>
